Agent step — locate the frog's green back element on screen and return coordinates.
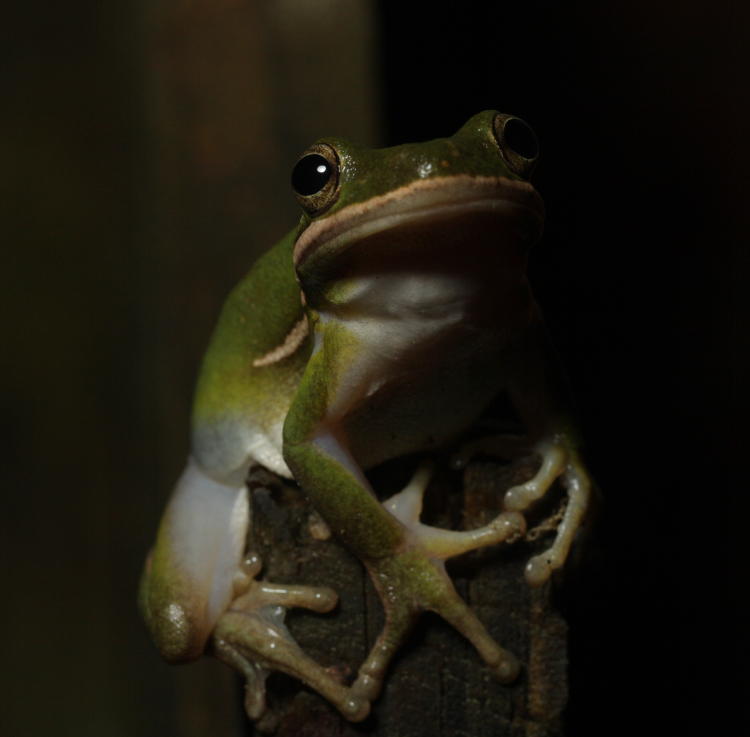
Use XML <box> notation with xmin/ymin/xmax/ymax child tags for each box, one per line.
<box><xmin>190</xmin><ymin>230</ymin><xmax>310</xmax><ymax>481</ymax></box>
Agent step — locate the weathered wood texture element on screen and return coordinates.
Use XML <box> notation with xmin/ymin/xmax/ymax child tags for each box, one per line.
<box><xmin>247</xmin><ymin>457</ymin><xmax>568</xmax><ymax>737</ymax></box>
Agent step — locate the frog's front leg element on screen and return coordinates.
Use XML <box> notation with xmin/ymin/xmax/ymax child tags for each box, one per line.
<box><xmin>283</xmin><ymin>362</ymin><xmax>526</xmax><ymax>703</ymax></box>
<box><xmin>355</xmin><ymin>462</ymin><xmax>527</xmax><ymax>700</ymax></box>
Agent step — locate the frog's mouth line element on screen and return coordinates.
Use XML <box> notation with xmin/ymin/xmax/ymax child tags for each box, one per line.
<box><xmin>293</xmin><ymin>175</ymin><xmax>545</xmax><ymax>269</ymax></box>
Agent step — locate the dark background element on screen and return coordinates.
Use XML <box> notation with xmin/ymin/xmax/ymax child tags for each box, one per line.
<box><xmin>378</xmin><ymin>2</ymin><xmax>745</xmax><ymax>734</ymax></box>
<box><xmin>2</xmin><ymin>1</ymin><xmax>745</xmax><ymax>734</ymax></box>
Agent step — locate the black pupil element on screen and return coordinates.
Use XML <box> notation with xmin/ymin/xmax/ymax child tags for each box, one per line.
<box><xmin>504</xmin><ymin>118</ymin><xmax>538</xmax><ymax>160</ymax></box>
<box><xmin>292</xmin><ymin>154</ymin><xmax>332</xmax><ymax>196</ymax></box>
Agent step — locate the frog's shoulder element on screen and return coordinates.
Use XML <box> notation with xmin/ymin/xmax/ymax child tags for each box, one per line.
<box><xmin>220</xmin><ymin>228</ymin><xmax>302</xmax><ymax>349</ymax></box>
<box><xmin>190</xmin><ymin>228</ymin><xmax>310</xmax><ymax>481</ymax></box>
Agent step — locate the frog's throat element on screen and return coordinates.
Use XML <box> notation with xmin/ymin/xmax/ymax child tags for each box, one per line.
<box><xmin>292</xmin><ymin>175</ymin><xmax>544</xmax><ymax>269</ymax></box>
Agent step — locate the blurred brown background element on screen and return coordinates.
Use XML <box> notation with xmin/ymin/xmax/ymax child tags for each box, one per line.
<box><xmin>1</xmin><ymin>1</ymin><xmax>745</xmax><ymax>735</ymax></box>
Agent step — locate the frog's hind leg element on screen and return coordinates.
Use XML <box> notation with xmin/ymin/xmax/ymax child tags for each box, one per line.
<box><xmin>212</xmin><ymin>554</ymin><xmax>370</xmax><ymax>723</ymax></box>
<box><xmin>353</xmin><ymin>462</ymin><xmax>525</xmax><ymax>701</ymax></box>
<box><xmin>139</xmin><ymin>457</ymin><xmax>251</xmax><ymax>662</ymax></box>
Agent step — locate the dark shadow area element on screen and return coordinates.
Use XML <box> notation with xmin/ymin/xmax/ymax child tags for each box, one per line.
<box><xmin>378</xmin><ymin>1</ymin><xmax>747</xmax><ymax>733</ymax></box>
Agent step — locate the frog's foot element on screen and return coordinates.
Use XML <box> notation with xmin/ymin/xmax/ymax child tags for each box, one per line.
<box><xmin>353</xmin><ymin>463</ymin><xmax>525</xmax><ymax>702</ymax></box>
<box><xmin>213</xmin><ymin>634</ymin><xmax>269</xmax><ymax>720</ymax></box>
<box><xmin>212</xmin><ymin>554</ymin><xmax>370</xmax><ymax>723</ymax></box>
<box><xmin>501</xmin><ymin>437</ymin><xmax>591</xmax><ymax>586</ymax></box>
<box><xmin>450</xmin><ymin>432</ymin><xmax>592</xmax><ymax>586</ymax></box>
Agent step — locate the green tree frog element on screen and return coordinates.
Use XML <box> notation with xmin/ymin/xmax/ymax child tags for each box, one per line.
<box><xmin>139</xmin><ymin>110</ymin><xmax>592</xmax><ymax>722</ymax></box>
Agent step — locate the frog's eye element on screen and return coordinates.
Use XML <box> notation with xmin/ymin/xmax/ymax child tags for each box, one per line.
<box><xmin>291</xmin><ymin>143</ymin><xmax>341</xmax><ymax>215</ymax></box>
<box><xmin>492</xmin><ymin>114</ymin><xmax>539</xmax><ymax>178</ymax></box>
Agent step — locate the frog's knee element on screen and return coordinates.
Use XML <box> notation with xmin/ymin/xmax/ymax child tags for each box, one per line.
<box><xmin>139</xmin><ymin>557</ymin><xmax>209</xmax><ymax>662</ymax></box>
<box><xmin>140</xmin><ymin>458</ymin><xmax>250</xmax><ymax>662</ymax></box>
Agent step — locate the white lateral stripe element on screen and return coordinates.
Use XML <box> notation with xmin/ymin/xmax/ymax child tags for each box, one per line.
<box><xmin>252</xmin><ymin>316</ymin><xmax>309</xmax><ymax>367</ymax></box>
<box><xmin>293</xmin><ymin>175</ymin><xmax>543</xmax><ymax>267</ymax></box>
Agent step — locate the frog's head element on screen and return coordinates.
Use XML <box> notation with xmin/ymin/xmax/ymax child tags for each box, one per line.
<box><xmin>290</xmin><ymin>110</ymin><xmax>544</xmax><ymax>298</ymax></box>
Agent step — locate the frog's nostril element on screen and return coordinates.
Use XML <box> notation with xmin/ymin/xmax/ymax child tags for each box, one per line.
<box><xmin>503</xmin><ymin>118</ymin><xmax>539</xmax><ymax>161</ymax></box>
